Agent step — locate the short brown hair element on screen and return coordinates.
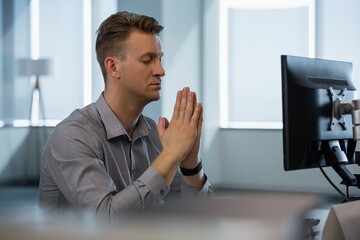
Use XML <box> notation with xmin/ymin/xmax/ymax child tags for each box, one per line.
<box><xmin>95</xmin><ymin>11</ymin><xmax>164</xmax><ymax>80</ymax></box>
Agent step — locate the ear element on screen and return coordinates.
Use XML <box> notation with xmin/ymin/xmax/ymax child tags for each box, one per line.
<box><xmin>104</xmin><ymin>57</ymin><xmax>121</xmax><ymax>79</ymax></box>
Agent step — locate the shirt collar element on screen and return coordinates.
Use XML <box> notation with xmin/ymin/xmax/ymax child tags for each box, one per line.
<box><xmin>95</xmin><ymin>93</ymin><xmax>151</xmax><ymax>140</ymax></box>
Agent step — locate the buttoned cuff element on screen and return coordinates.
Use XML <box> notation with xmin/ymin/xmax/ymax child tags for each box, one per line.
<box><xmin>137</xmin><ymin>167</ymin><xmax>170</xmax><ymax>201</ymax></box>
<box><xmin>181</xmin><ymin>174</ymin><xmax>213</xmax><ymax>198</ymax></box>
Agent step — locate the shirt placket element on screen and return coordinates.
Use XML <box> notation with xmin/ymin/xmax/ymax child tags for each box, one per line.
<box><xmin>129</xmin><ymin>140</ymin><xmax>136</xmax><ymax>181</ymax></box>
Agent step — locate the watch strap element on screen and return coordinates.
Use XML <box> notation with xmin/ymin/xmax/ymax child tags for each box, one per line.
<box><xmin>180</xmin><ymin>161</ymin><xmax>202</xmax><ymax>176</ymax></box>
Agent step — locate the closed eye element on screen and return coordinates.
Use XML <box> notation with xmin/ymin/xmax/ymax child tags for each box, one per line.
<box><xmin>142</xmin><ymin>58</ymin><xmax>152</xmax><ymax>64</ymax></box>
<box><xmin>140</xmin><ymin>53</ymin><xmax>163</xmax><ymax>65</ymax></box>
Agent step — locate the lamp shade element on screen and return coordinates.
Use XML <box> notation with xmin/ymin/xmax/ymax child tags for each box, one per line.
<box><xmin>17</xmin><ymin>59</ymin><xmax>54</xmax><ymax>76</ymax></box>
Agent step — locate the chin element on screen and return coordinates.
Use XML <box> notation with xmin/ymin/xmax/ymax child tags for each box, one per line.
<box><xmin>153</xmin><ymin>95</ymin><xmax>161</xmax><ymax>101</ymax></box>
<box><xmin>147</xmin><ymin>95</ymin><xmax>160</xmax><ymax>103</ymax></box>
<box><xmin>153</xmin><ymin>91</ymin><xmax>161</xmax><ymax>100</ymax></box>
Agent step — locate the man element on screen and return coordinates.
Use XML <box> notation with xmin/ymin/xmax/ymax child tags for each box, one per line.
<box><xmin>39</xmin><ymin>11</ymin><xmax>212</xmax><ymax>221</ymax></box>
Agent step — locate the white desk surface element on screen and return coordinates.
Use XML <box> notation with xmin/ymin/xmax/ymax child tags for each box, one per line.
<box><xmin>0</xmin><ymin>188</ymin><xmax>333</xmax><ymax>240</ymax></box>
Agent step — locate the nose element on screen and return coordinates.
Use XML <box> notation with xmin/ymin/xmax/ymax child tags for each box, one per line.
<box><xmin>154</xmin><ymin>59</ymin><xmax>165</xmax><ymax>77</ymax></box>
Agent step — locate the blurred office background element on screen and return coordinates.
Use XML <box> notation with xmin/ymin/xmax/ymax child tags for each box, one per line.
<box><xmin>1</xmin><ymin>0</ymin><xmax>360</xmax><ymax>204</ymax></box>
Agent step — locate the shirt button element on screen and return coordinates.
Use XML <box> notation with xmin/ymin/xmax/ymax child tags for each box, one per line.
<box><xmin>132</xmin><ymin>170</ymin><xmax>136</xmax><ymax>175</ymax></box>
<box><xmin>160</xmin><ymin>189</ymin><xmax>164</xmax><ymax>195</ymax></box>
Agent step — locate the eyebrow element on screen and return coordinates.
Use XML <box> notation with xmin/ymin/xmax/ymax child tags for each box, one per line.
<box><xmin>140</xmin><ymin>52</ymin><xmax>163</xmax><ymax>59</ymax></box>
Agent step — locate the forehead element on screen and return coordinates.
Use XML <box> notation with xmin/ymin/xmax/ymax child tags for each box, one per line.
<box><xmin>125</xmin><ymin>30</ymin><xmax>162</xmax><ymax>54</ymax></box>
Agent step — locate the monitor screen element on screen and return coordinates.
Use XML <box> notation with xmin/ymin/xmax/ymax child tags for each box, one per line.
<box><xmin>281</xmin><ymin>55</ymin><xmax>357</xmax><ymax>174</ymax></box>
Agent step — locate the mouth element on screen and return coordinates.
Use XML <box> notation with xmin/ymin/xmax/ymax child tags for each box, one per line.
<box><xmin>150</xmin><ymin>80</ymin><xmax>161</xmax><ymax>89</ymax></box>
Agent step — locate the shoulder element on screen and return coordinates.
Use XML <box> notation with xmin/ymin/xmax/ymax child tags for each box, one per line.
<box><xmin>50</xmin><ymin>104</ymin><xmax>104</xmax><ymax>145</ymax></box>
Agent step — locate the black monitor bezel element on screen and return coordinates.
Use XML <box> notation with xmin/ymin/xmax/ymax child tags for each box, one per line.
<box><xmin>281</xmin><ymin>55</ymin><xmax>356</xmax><ymax>171</ymax></box>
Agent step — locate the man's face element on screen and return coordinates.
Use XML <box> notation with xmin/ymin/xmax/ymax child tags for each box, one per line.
<box><xmin>118</xmin><ymin>30</ymin><xmax>165</xmax><ymax>105</ymax></box>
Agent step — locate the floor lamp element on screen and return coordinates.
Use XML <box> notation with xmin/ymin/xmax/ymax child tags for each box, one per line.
<box><xmin>17</xmin><ymin>59</ymin><xmax>53</xmax><ymax>184</ymax></box>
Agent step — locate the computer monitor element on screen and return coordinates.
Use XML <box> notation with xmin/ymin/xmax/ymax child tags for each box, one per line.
<box><xmin>281</xmin><ymin>55</ymin><xmax>360</xmax><ymax>188</ymax></box>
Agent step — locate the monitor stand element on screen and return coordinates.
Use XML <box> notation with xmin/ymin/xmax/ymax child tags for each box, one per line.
<box><xmin>322</xmin><ymin>140</ymin><xmax>358</xmax><ymax>187</ymax></box>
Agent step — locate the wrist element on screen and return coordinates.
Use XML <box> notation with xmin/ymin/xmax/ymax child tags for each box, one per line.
<box><xmin>181</xmin><ymin>168</ymin><xmax>206</xmax><ymax>188</ymax></box>
<box><xmin>180</xmin><ymin>160</ymin><xmax>202</xmax><ymax>176</ymax></box>
<box><xmin>152</xmin><ymin>151</ymin><xmax>180</xmax><ymax>184</ymax></box>
<box><xmin>180</xmin><ymin>156</ymin><xmax>201</xmax><ymax>169</ymax></box>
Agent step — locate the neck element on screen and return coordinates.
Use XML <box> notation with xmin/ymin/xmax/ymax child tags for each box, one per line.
<box><xmin>103</xmin><ymin>90</ymin><xmax>144</xmax><ymax>137</ymax></box>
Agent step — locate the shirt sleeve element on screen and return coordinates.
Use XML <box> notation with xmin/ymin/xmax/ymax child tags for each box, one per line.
<box><xmin>180</xmin><ymin>174</ymin><xmax>213</xmax><ymax>198</ymax></box>
<box><xmin>167</xmin><ymin>169</ymin><xmax>213</xmax><ymax>200</ymax></box>
<box><xmin>97</xmin><ymin>167</ymin><xmax>170</xmax><ymax>222</ymax></box>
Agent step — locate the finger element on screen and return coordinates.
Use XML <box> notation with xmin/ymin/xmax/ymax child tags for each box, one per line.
<box><xmin>190</xmin><ymin>103</ymin><xmax>202</xmax><ymax>129</ymax></box>
<box><xmin>163</xmin><ymin>117</ymin><xmax>170</xmax><ymax>129</ymax></box>
<box><xmin>184</xmin><ymin>91</ymin><xmax>195</xmax><ymax>123</ymax></box>
<box><xmin>192</xmin><ymin>91</ymin><xmax>198</xmax><ymax>110</ymax></box>
<box><xmin>171</xmin><ymin>90</ymin><xmax>182</xmax><ymax>121</ymax></box>
<box><xmin>178</xmin><ymin>87</ymin><xmax>190</xmax><ymax>121</ymax></box>
<box><xmin>157</xmin><ymin>117</ymin><xmax>166</xmax><ymax>137</ymax></box>
<box><xmin>197</xmin><ymin>105</ymin><xmax>203</xmax><ymax>134</ymax></box>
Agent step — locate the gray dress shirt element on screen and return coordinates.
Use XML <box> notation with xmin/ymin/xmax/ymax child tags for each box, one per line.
<box><xmin>39</xmin><ymin>94</ymin><xmax>212</xmax><ymax>220</ymax></box>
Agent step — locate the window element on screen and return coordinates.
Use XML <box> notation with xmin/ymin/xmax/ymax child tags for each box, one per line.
<box><xmin>219</xmin><ymin>0</ymin><xmax>315</xmax><ymax>129</ymax></box>
<box><xmin>0</xmin><ymin>0</ymin><xmax>114</xmax><ymax>127</ymax></box>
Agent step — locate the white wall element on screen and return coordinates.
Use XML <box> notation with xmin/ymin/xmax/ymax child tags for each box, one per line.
<box><xmin>202</xmin><ymin>0</ymin><xmax>222</xmax><ymax>184</ymax></box>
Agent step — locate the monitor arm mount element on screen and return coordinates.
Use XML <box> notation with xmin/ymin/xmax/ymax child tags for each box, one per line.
<box><xmin>322</xmin><ymin>140</ymin><xmax>358</xmax><ymax>187</ymax></box>
<box><xmin>325</xmin><ymin>87</ymin><xmax>360</xmax><ymax>188</ymax></box>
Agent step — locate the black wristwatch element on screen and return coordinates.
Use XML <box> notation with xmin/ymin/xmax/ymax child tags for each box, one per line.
<box><xmin>180</xmin><ymin>161</ymin><xmax>202</xmax><ymax>176</ymax></box>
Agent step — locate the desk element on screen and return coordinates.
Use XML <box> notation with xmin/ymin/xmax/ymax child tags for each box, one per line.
<box><xmin>0</xmin><ymin>188</ymin><xmax>326</xmax><ymax>240</ymax></box>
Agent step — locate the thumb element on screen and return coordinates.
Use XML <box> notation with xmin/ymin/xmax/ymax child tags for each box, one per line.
<box><xmin>157</xmin><ymin>117</ymin><xmax>166</xmax><ymax>137</ymax></box>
